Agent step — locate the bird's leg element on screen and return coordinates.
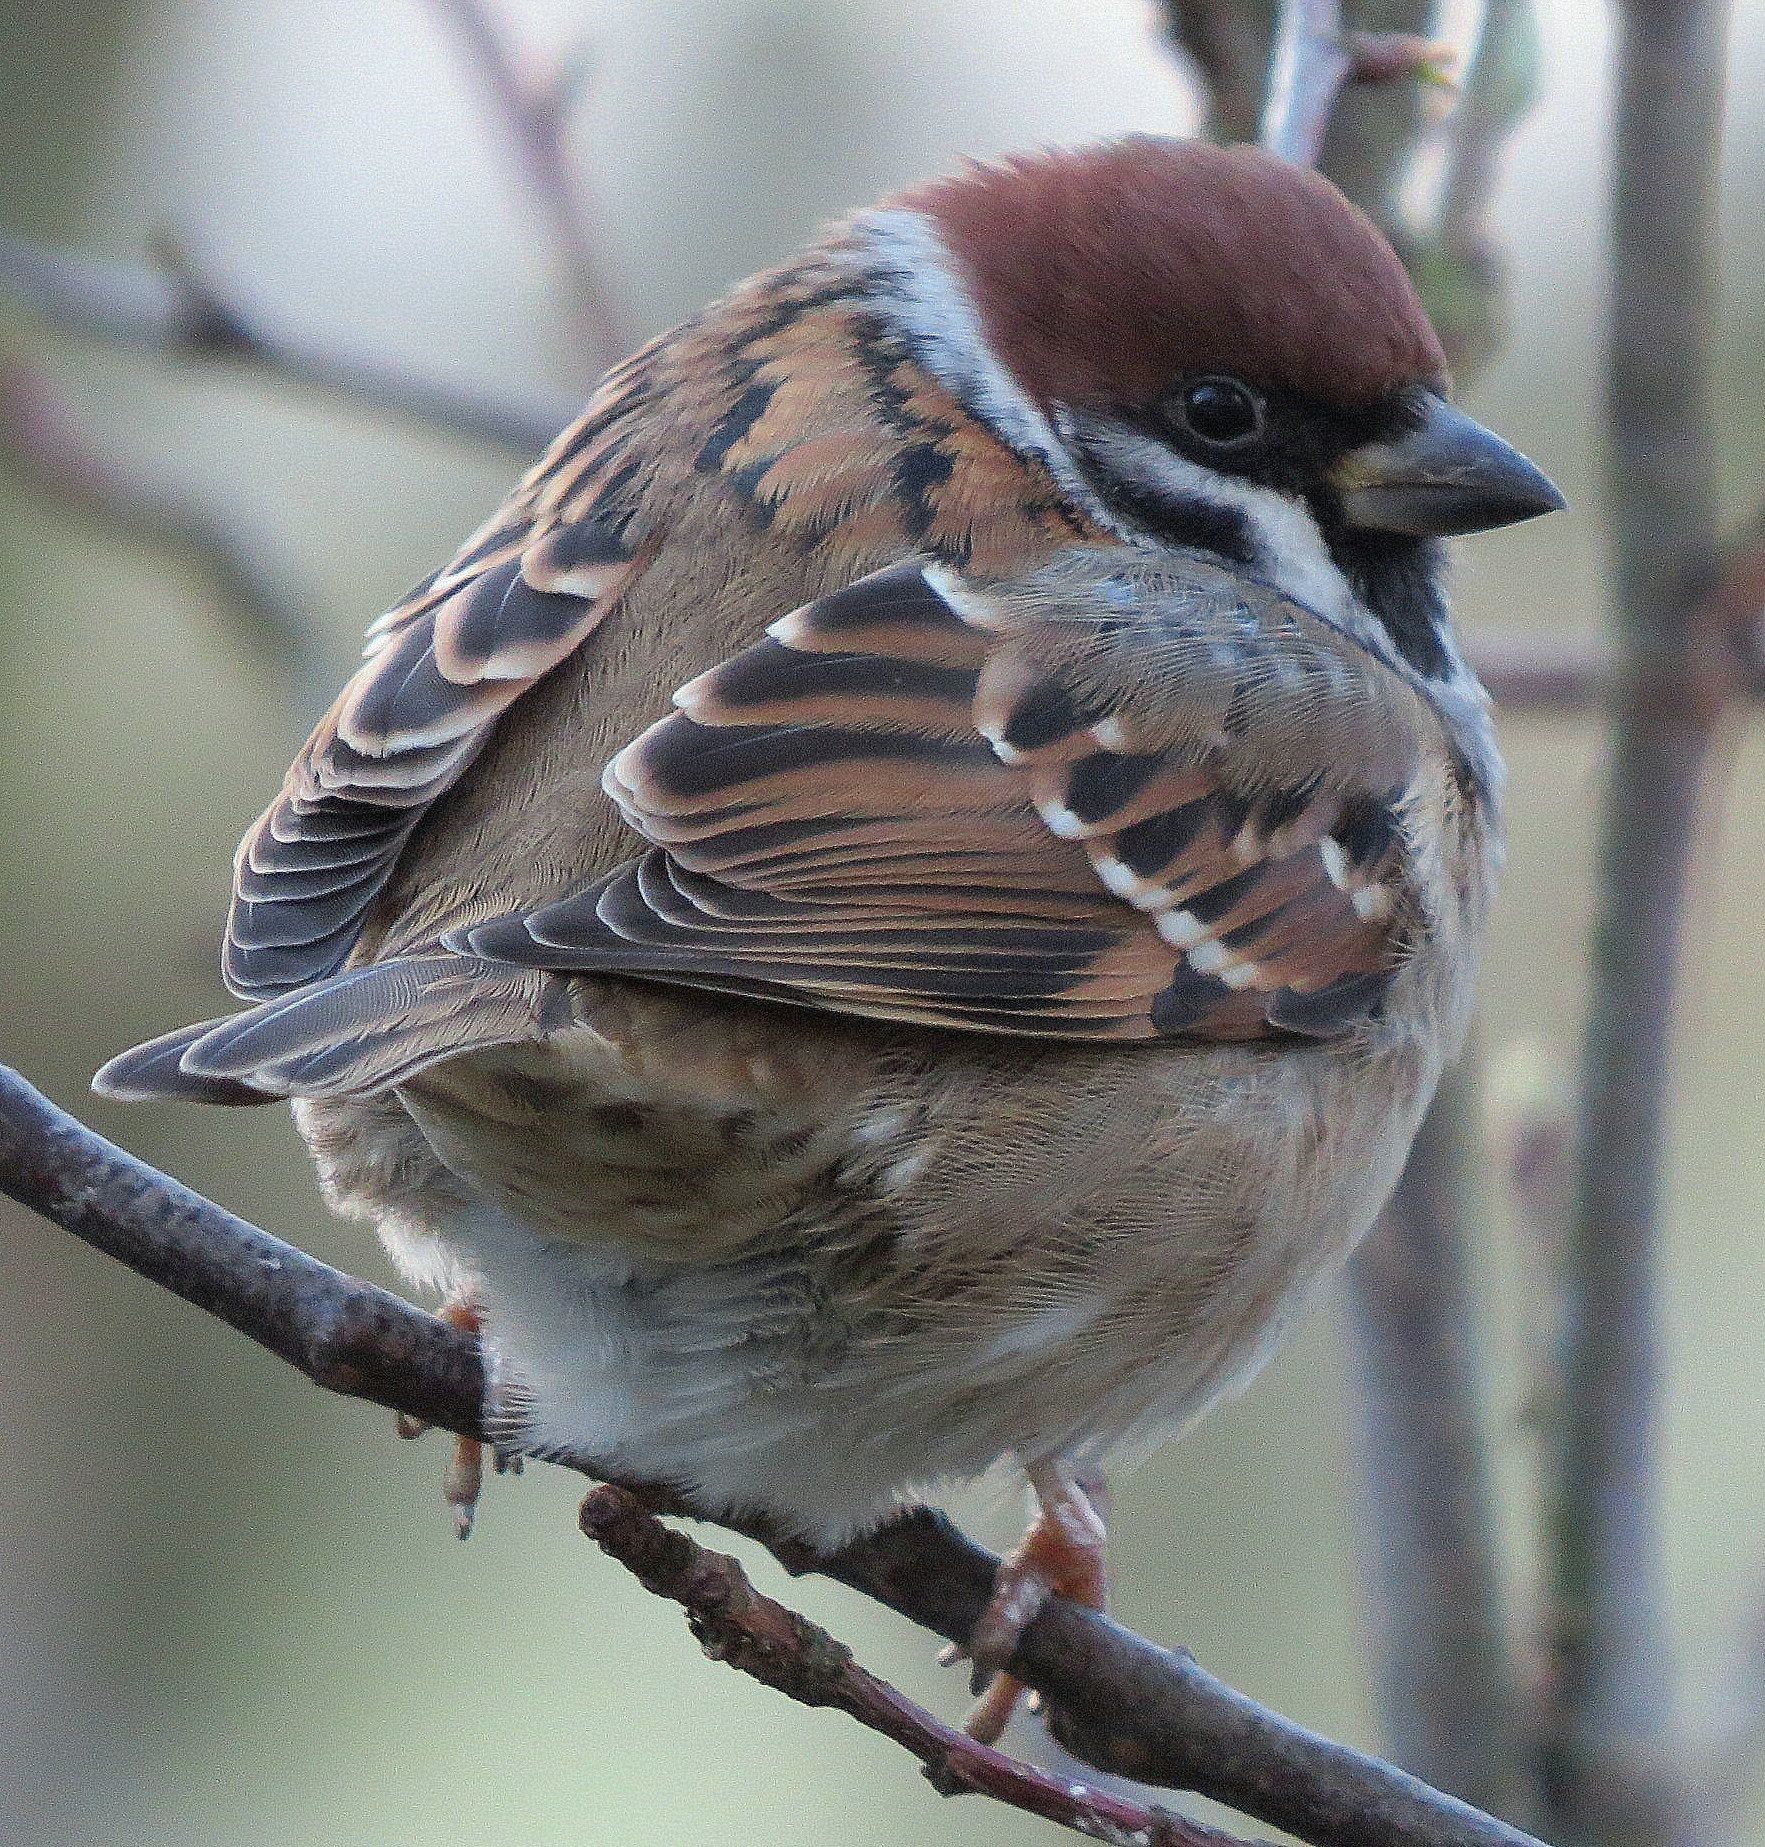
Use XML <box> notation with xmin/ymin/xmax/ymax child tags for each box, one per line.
<box><xmin>962</xmin><ymin>1459</ymin><xmax>1109</xmax><ymax>1744</ymax></box>
<box><xmin>394</xmin><ymin>1289</ymin><xmax>489</xmax><ymax>1539</ymax></box>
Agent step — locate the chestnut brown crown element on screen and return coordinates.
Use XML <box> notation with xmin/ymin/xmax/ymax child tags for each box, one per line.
<box><xmin>908</xmin><ymin>136</ymin><xmax>1448</xmax><ymax>413</ymax></box>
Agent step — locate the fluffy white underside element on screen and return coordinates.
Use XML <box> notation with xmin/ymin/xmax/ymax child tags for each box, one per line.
<box><xmin>401</xmin><ymin>1187</ymin><xmax>1342</xmax><ymax>1544</ymax></box>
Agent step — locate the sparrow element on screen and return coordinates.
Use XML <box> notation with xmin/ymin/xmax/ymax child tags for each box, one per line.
<box><xmin>97</xmin><ymin>135</ymin><xmax>1561</xmax><ymax>1741</ymax></box>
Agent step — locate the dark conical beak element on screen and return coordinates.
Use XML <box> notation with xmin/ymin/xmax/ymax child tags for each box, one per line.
<box><xmin>1331</xmin><ymin>393</ymin><xmax>1565</xmax><ymax>537</ymax></box>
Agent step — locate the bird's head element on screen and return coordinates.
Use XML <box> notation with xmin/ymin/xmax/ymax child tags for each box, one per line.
<box><xmin>859</xmin><ymin>136</ymin><xmax>1562</xmax><ymax>682</ymax></box>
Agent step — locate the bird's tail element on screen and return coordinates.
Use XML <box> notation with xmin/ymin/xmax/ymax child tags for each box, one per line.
<box><xmin>93</xmin><ymin>953</ymin><xmax>573</xmax><ymax>1105</ymax></box>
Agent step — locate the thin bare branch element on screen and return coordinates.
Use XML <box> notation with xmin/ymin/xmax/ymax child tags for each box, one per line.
<box><xmin>0</xmin><ymin>1062</ymin><xmax>1552</xmax><ymax>1847</ymax></box>
<box><xmin>1261</xmin><ymin>0</ymin><xmax>1354</xmax><ymax>164</ymax></box>
<box><xmin>1161</xmin><ymin>0</ymin><xmax>1277</xmax><ymax>143</ymax></box>
<box><xmin>0</xmin><ymin>362</ymin><xmax>332</xmax><ymax>718</ymax></box>
<box><xmin>0</xmin><ymin>229</ymin><xmax>573</xmax><ymax>454</ymax></box>
<box><xmin>424</xmin><ymin>0</ymin><xmax>629</xmax><ymax>372</ymax></box>
<box><xmin>581</xmin><ymin>1484</ymin><xmax>1250</xmax><ymax>1847</ymax></box>
<box><xmin>0</xmin><ymin>1067</ymin><xmax>485</xmax><ymax>1433</ymax></box>
<box><xmin>1540</xmin><ymin>0</ymin><xmax>1735</xmax><ymax>1840</ymax></box>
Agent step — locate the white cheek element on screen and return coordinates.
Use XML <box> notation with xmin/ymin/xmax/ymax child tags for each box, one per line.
<box><xmin>1048</xmin><ymin>414</ymin><xmax>1370</xmax><ymax>634</ymax></box>
<box><xmin>1237</xmin><ymin>487</ymin><xmax>1353</xmax><ymax>618</ymax></box>
<box><xmin>1128</xmin><ymin>441</ymin><xmax>1353</xmax><ymax>624</ymax></box>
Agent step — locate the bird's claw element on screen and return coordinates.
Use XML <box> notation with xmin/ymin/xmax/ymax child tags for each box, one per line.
<box><xmin>444</xmin><ymin>1434</ymin><xmax>485</xmax><ymax>1540</ymax></box>
<box><xmin>959</xmin><ymin>1465</ymin><xmax>1109</xmax><ymax>1744</ymax></box>
<box><xmin>388</xmin><ymin>1290</ymin><xmax>505</xmax><ymax>1538</ymax></box>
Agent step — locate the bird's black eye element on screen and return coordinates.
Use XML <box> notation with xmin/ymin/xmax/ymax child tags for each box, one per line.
<box><xmin>1177</xmin><ymin>376</ymin><xmax>1264</xmax><ymax>449</ymax></box>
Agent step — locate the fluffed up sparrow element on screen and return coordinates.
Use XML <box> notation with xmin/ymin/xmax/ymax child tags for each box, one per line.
<box><xmin>98</xmin><ymin>136</ymin><xmax>1562</xmax><ymax>1740</ymax></box>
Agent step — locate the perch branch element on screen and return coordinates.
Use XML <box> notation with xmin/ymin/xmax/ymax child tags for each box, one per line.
<box><xmin>0</xmin><ymin>228</ymin><xmax>572</xmax><ymax>454</ymax></box>
<box><xmin>580</xmin><ymin>1484</ymin><xmax>1250</xmax><ymax>1847</ymax></box>
<box><xmin>0</xmin><ymin>1062</ymin><xmax>1551</xmax><ymax>1847</ymax></box>
<box><xmin>1541</xmin><ymin>0</ymin><xmax>1734</xmax><ymax>1842</ymax></box>
<box><xmin>423</xmin><ymin>0</ymin><xmax>629</xmax><ymax>371</ymax></box>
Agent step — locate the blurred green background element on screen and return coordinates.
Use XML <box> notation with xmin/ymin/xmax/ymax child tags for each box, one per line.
<box><xmin>5</xmin><ymin>1</ymin><xmax>1765</xmax><ymax>1841</ymax></box>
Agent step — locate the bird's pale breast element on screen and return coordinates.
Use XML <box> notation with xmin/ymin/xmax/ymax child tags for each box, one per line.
<box><xmin>296</xmin><ymin>907</ymin><xmax>1476</xmax><ymax>1543</ymax></box>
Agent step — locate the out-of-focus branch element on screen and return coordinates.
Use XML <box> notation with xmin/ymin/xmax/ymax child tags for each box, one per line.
<box><xmin>1540</xmin><ymin>1</ymin><xmax>1734</xmax><ymax>1841</ymax></box>
<box><xmin>1473</xmin><ymin>521</ymin><xmax>1765</xmax><ymax>712</ymax></box>
<box><xmin>1425</xmin><ymin>0</ymin><xmax>1544</xmax><ymax>376</ymax></box>
<box><xmin>1259</xmin><ymin>1</ymin><xmax>1451</xmax><ymax>175</ymax></box>
<box><xmin>0</xmin><ymin>1063</ymin><xmax>1553</xmax><ymax>1847</ymax></box>
<box><xmin>423</xmin><ymin>0</ymin><xmax>629</xmax><ymax>373</ymax></box>
<box><xmin>8</xmin><ymin>230</ymin><xmax>1754</xmax><ymax>725</ymax></box>
<box><xmin>580</xmin><ymin>1484</ymin><xmax>1249</xmax><ymax>1847</ymax></box>
<box><xmin>1310</xmin><ymin>1</ymin><xmax>1433</xmax><ymax>244</ymax></box>
<box><xmin>0</xmin><ymin>229</ymin><xmax>574</xmax><ymax>454</ymax></box>
<box><xmin>1161</xmin><ymin>0</ymin><xmax>1276</xmax><ymax>142</ymax></box>
<box><xmin>1474</xmin><ymin>635</ymin><xmax>1612</xmax><ymax>714</ymax></box>
<box><xmin>0</xmin><ymin>362</ymin><xmax>331</xmax><ymax>718</ymax></box>
<box><xmin>1346</xmin><ymin>1061</ymin><xmax>1526</xmax><ymax>1818</ymax></box>
<box><xmin>1217</xmin><ymin>2</ymin><xmax>1538</xmax><ymax>1818</ymax></box>
<box><xmin>1261</xmin><ymin>0</ymin><xmax>1354</xmax><ymax>163</ymax></box>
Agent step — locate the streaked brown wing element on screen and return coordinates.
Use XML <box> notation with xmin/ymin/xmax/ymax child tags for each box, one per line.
<box><xmin>221</xmin><ymin>242</ymin><xmax>1098</xmax><ymax>1005</ymax></box>
<box><xmin>457</xmin><ymin>552</ymin><xmax>1434</xmax><ymax>1042</ymax></box>
<box><xmin>224</xmin><ymin>345</ymin><xmax>661</xmax><ymax>1000</ymax></box>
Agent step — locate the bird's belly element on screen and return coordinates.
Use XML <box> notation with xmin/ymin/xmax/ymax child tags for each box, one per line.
<box><xmin>326</xmin><ymin>1003</ymin><xmax>1441</xmax><ymax>1544</ymax></box>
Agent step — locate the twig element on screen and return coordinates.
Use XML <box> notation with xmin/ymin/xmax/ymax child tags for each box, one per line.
<box><xmin>0</xmin><ymin>229</ymin><xmax>573</xmax><ymax>454</ymax></box>
<box><xmin>0</xmin><ymin>362</ymin><xmax>332</xmax><ymax>719</ymax></box>
<box><xmin>580</xmin><ymin>1484</ymin><xmax>1249</xmax><ymax>1847</ymax></box>
<box><xmin>1539</xmin><ymin>0</ymin><xmax>1734</xmax><ymax>1839</ymax></box>
<box><xmin>1162</xmin><ymin>0</ymin><xmax>1277</xmax><ymax>143</ymax></box>
<box><xmin>424</xmin><ymin>0</ymin><xmax>629</xmax><ymax>372</ymax></box>
<box><xmin>1426</xmin><ymin>0</ymin><xmax>1543</xmax><ymax>376</ymax></box>
<box><xmin>0</xmin><ymin>1062</ymin><xmax>1551</xmax><ymax>1847</ymax></box>
<box><xmin>1260</xmin><ymin>0</ymin><xmax>1354</xmax><ymax>164</ymax></box>
<box><xmin>1345</xmin><ymin>1061</ymin><xmax>1526</xmax><ymax>1818</ymax></box>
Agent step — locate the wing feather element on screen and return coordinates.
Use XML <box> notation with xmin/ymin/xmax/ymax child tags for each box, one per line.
<box><xmin>456</xmin><ymin>552</ymin><xmax>1436</xmax><ymax>1042</ymax></box>
<box><xmin>220</xmin><ymin>347</ymin><xmax>662</xmax><ymax>1000</ymax></box>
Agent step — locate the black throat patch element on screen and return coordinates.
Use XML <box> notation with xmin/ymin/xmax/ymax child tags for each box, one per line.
<box><xmin>1323</xmin><ymin>527</ymin><xmax>1452</xmax><ymax>679</ymax></box>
